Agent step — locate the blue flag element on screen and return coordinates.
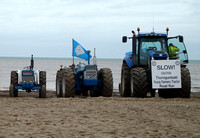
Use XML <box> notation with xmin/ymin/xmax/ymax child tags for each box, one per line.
<box><xmin>72</xmin><ymin>39</ymin><xmax>92</xmax><ymax>61</ymax></box>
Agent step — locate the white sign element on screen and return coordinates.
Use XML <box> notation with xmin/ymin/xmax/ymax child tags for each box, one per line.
<box><xmin>151</xmin><ymin>60</ymin><xmax>181</xmax><ymax>89</ymax></box>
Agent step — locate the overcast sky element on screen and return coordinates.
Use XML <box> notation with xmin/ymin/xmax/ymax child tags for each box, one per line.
<box><xmin>0</xmin><ymin>0</ymin><xmax>199</xmax><ymax>60</ymax></box>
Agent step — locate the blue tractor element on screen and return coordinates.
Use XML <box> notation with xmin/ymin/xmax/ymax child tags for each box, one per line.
<box><xmin>9</xmin><ymin>55</ymin><xmax>46</xmax><ymax>98</ymax></box>
<box><xmin>119</xmin><ymin>27</ymin><xmax>191</xmax><ymax>98</ymax></box>
<box><xmin>56</xmin><ymin>51</ymin><xmax>113</xmax><ymax>97</ymax></box>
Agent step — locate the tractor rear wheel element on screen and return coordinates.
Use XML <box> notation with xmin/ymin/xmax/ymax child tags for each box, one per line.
<box><xmin>159</xmin><ymin>67</ymin><xmax>191</xmax><ymax>98</ymax></box>
<box><xmin>11</xmin><ymin>71</ymin><xmax>18</xmax><ymax>97</ymax></box>
<box><xmin>120</xmin><ymin>61</ymin><xmax>131</xmax><ymax>97</ymax></box>
<box><xmin>177</xmin><ymin>67</ymin><xmax>191</xmax><ymax>98</ymax></box>
<box><xmin>130</xmin><ymin>67</ymin><xmax>148</xmax><ymax>98</ymax></box>
<box><xmin>56</xmin><ymin>70</ymin><xmax>63</xmax><ymax>97</ymax></box>
<box><xmin>62</xmin><ymin>68</ymin><xmax>75</xmax><ymax>97</ymax></box>
<box><xmin>39</xmin><ymin>85</ymin><xmax>46</xmax><ymax>98</ymax></box>
<box><xmin>39</xmin><ymin>71</ymin><xmax>46</xmax><ymax>86</ymax></box>
<box><xmin>98</xmin><ymin>68</ymin><xmax>113</xmax><ymax>97</ymax></box>
<box><xmin>9</xmin><ymin>85</ymin><xmax>14</xmax><ymax>97</ymax></box>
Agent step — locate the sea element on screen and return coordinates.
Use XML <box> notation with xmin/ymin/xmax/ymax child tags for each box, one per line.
<box><xmin>0</xmin><ymin>57</ymin><xmax>199</xmax><ymax>92</ymax></box>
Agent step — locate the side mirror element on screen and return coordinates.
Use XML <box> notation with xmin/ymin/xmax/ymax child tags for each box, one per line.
<box><xmin>122</xmin><ymin>36</ymin><xmax>127</xmax><ymax>43</ymax></box>
<box><xmin>179</xmin><ymin>36</ymin><xmax>183</xmax><ymax>42</ymax></box>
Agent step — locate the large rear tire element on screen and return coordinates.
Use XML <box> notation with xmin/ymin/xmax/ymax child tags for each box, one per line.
<box><xmin>10</xmin><ymin>71</ymin><xmax>18</xmax><ymax>97</ymax></box>
<box><xmin>56</xmin><ymin>70</ymin><xmax>63</xmax><ymax>97</ymax></box>
<box><xmin>159</xmin><ymin>67</ymin><xmax>191</xmax><ymax>98</ymax></box>
<box><xmin>39</xmin><ymin>85</ymin><xmax>46</xmax><ymax>98</ymax></box>
<box><xmin>9</xmin><ymin>85</ymin><xmax>14</xmax><ymax>97</ymax></box>
<box><xmin>39</xmin><ymin>71</ymin><xmax>46</xmax><ymax>86</ymax></box>
<box><xmin>62</xmin><ymin>68</ymin><xmax>75</xmax><ymax>97</ymax></box>
<box><xmin>177</xmin><ymin>67</ymin><xmax>191</xmax><ymax>98</ymax></box>
<box><xmin>130</xmin><ymin>67</ymin><xmax>148</xmax><ymax>98</ymax></box>
<box><xmin>120</xmin><ymin>61</ymin><xmax>131</xmax><ymax>97</ymax></box>
<box><xmin>98</xmin><ymin>68</ymin><xmax>113</xmax><ymax>97</ymax></box>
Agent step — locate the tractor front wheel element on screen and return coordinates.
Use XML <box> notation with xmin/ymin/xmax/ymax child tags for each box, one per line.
<box><xmin>39</xmin><ymin>71</ymin><xmax>46</xmax><ymax>86</ymax></box>
<box><xmin>9</xmin><ymin>85</ymin><xmax>14</xmax><ymax>97</ymax></box>
<box><xmin>98</xmin><ymin>68</ymin><xmax>113</xmax><ymax>97</ymax></box>
<box><xmin>130</xmin><ymin>67</ymin><xmax>148</xmax><ymax>98</ymax></box>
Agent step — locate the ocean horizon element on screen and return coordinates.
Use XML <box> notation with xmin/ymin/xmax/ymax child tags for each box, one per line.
<box><xmin>0</xmin><ymin>57</ymin><xmax>199</xmax><ymax>92</ymax></box>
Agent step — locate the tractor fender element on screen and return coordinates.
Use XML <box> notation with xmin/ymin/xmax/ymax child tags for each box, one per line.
<box><xmin>124</xmin><ymin>56</ymin><xmax>133</xmax><ymax>68</ymax></box>
<box><xmin>35</xmin><ymin>70</ymin><xmax>40</xmax><ymax>84</ymax></box>
<box><xmin>17</xmin><ymin>70</ymin><xmax>22</xmax><ymax>83</ymax></box>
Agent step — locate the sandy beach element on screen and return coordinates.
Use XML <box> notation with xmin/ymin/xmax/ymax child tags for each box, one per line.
<box><xmin>0</xmin><ymin>90</ymin><xmax>200</xmax><ymax>137</ymax></box>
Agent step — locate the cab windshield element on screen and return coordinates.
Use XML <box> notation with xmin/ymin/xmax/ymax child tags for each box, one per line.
<box><xmin>139</xmin><ymin>37</ymin><xmax>167</xmax><ymax>65</ymax></box>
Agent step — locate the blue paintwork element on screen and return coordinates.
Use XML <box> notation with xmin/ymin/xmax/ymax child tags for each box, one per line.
<box><xmin>14</xmin><ymin>69</ymin><xmax>42</xmax><ymax>91</ymax></box>
<box><xmin>14</xmin><ymin>86</ymin><xmax>42</xmax><ymax>90</ymax></box>
<box><xmin>22</xmin><ymin>83</ymin><xmax>34</xmax><ymax>89</ymax></box>
<box><xmin>148</xmin><ymin>50</ymin><xmax>169</xmax><ymax>60</ymax></box>
<box><xmin>124</xmin><ymin>54</ymin><xmax>133</xmax><ymax>68</ymax></box>
<box><xmin>137</xmin><ymin>32</ymin><xmax>167</xmax><ymax>37</ymax></box>
<box><xmin>84</xmin><ymin>79</ymin><xmax>98</xmax><ymax>86</ymax></box>
<box><xmin>125</xmin><ymin>51</ymin><xmax>132</xmax><ymax>57</ymax></box>
<box><xmin>74</xmin><ymin>64</ymin><xmax>100</xmax><ymax>92</ymax></box>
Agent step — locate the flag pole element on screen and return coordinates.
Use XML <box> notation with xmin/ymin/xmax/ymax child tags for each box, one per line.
<box><xmin>72</xmin><ymin>39</ymin><xmax>75</xmax><ymax>69</ymax></box>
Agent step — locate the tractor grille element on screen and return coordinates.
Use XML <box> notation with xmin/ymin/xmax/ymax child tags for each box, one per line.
<box><xmin>22</xmin><ymin>76</ymin><xmax>35</xmax><ymax>83</ymax></box>
<box><xmin>22</xmin><ymin>70</ymin><xmax>35</xmax><ymax>83</ymax></box>
<box><xmin>154</xmin><ymin>57</ymin><xmax>168</xmax><ymax>60</ymax></box>
<box><xmin>84</xmin><ymin>66</ymin><xmax>97</xmax><ymax>79</ymax></box>
<box><xmin>85</xmin><ymin>71</ymin><xmax>97</xmax><ymax>79</ymax></box>
<box><xmin>153</xmin><ymin>53</ymin><xmax>168</xmax><ymax>60</ymax></box>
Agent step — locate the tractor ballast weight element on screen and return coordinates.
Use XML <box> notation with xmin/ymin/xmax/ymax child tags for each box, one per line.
<box><xmin>119</xmin><ymin>27</ymin><xmax>191</xmax><ymax>98</ymax></box>
<box><xmin>56</xmin><ymin>51</ymin><xmax>113</xmax><ymax>98</ymax></box>
<box><xmin>9</xmin><ymin>55</ymin><xmax>46</xmax><ymax>98</ymax></box>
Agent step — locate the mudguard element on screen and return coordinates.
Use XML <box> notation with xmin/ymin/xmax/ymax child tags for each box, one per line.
<box><xmin>124</xmin><ymin>51</ymin><xmax>133</xmax><ymax>68</ymax></box>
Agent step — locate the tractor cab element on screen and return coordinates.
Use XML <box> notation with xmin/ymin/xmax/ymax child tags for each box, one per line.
<box><xmin>123</xmin><ymin>28</ymin><xmax>189</xmax><ymax>68</ymax></box>
<box><xmin>138</xmin><ymin>33</ymin><xmax>169</xmax><ymax>65</ymax></box>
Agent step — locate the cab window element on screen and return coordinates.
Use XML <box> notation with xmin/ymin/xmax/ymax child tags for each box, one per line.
<box><xmin>168</xmin><ymin>37</ymin><xmax>188</xmax><ymax>64</ymax></box>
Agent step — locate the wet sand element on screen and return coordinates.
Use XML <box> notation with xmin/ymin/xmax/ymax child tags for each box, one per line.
<box><xmin>0</xmin><ymin>90</ymin><xmax>200</xmax><ymax>137</ymax></box>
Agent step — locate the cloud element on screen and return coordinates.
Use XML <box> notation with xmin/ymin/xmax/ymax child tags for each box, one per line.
<box><xmin>0</xmin><ymin>0</ymin><xmax>199</xmax><ymax>59</ymax></box>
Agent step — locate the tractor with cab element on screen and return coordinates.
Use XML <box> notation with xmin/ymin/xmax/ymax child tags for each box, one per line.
<box><xmin>119</xmin><ymin>27</ymin><xmax>191</xmax><ymax>98</ymax></box>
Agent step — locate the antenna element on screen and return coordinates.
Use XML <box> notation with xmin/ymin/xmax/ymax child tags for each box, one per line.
<box><xmin>153</xmin><ymin>0</ymin><xmax>155</xmax><ymax>32</ymax></box>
